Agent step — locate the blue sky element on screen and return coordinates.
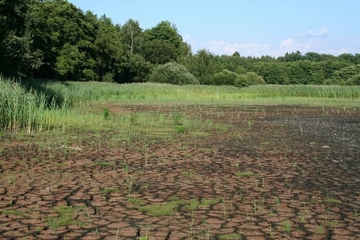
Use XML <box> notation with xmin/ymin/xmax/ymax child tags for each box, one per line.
<box><xmin>68</xmin><ymin>0</ymin><xmax>360</xmax><ymax>57</ymax></box>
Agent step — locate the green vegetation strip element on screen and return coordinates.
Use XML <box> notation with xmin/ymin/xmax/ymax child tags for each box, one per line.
<box><xmin>47</xmin><ymin>206</ymin><xmax>88</xmax><ymax>231</ymax></box>
<box><xmin>1</xmin><ymin>77</ymin><xmax>360</xmax><ymax>134</ymax></box>
<box><xmin>134</xmin><ymin>197</ymin><xmax>219</xmax><ymax>216</ymax></box>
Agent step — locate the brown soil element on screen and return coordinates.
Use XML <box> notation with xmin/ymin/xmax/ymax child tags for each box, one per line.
<box><xmin>1</xmin><ymin>104</ymin><xmax>360</xmax><ymax>239</ymax></box>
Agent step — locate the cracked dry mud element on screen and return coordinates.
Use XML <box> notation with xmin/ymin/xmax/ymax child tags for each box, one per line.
<box><xmin>0</xmin><ymin>105</ymin><xmax>359</xmax><ymax>239</ymax></box>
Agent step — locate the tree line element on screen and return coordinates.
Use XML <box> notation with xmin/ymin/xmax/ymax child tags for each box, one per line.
<box><xmin>1</xmin><ymin>0</ymin><xmax>360</xmax><ymax>86</ymax></box>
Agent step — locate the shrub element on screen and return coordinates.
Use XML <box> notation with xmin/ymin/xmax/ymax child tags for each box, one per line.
<box><xmin>346</xmin><ymin>73</ymin><xmax>360</xmax><ymax>85</ymax></box>
<box><xmin>210</xmin><ymin>70</ymin><xmax>239</xmax><ymax>86</ymax></box>
<box><xmin>234</xmin><ymin>74</ymin><xmax>249</xmax><ymax>87</ymax></box>
<box><xmin>149</xmin><ymin>62</ymin><xmax>199</xmax><ymax>85</ymax></box>
<box><xmin>245</xmin><ymin>72</ymin><xmax>266</xmax><ymax>85</ymax></box>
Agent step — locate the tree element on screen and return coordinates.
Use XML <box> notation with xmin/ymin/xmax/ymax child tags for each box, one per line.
<box><xmin>141</xmin><ymin>39</ymin><xmax>177</xmax><ymax>65</ymax></box>
<box><xmin>94</xmin><ymin>15</ymin><xmax>126</xmax><ymax>82</ymax></box>
<box><xmin>120</xmin><ymin>19</ymin><xmax>142</xmax><ymax>55</ymax></box>
<box><xmin>120</xmin><ymin>54</ymin><xmax>152</xmax><ymax>83</ymax></box>
<box><xmin>0</xmin><ymin>0</ymin><xmax>43</xmax><ymax>77</ymax></box>
<box><xmin>141</xmin><ymin>21</ymin><xmax>189</xmax><ymax>64</ymax></box>
<box><xmin>252</xmin><ymin>62</ymin><xmax>289</xmax><ymax>84</ymax></box>
<box><xmin>284</xmin><ymin>51</ymin><xmax>302</xmax><ymax>62</ymax></box>
<box><xmin>30</xmin><ymin>0</ymin><xmax>98</xmax><ymax>79</ymax></box>
<box><xmin>187</xmin><ymin>49</ymin><xmax>216</xmax><ymax>84</ymax></box>
<box><xmin>331</xmin><ymin>64</ymin><xmax>360</xmax><ymax>84</ymax></box>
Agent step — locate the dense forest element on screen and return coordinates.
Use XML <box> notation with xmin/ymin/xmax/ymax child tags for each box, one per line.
<box><xmin>1</xmin><ymin>0</ymin><xmax>360</xmax><ymax>86</ymax></box>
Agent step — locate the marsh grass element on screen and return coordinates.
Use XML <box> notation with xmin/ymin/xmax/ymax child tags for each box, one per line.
<box><xmin>2</xmin><ymin>77</ymin><xmax>359</xmax><ymax>134</ymax></box>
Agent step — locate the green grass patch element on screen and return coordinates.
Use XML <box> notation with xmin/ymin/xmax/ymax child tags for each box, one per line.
<box><xmin>200</xmin><ymin>198</ymin><xmax>220</xmax><ymax>206</ymax></box>
<box><xmin>1</xmin><ymin>210</ymin><xmax>27</xmax><ymax>216</ymax></box>
<box><xmin>127</xmin><ymin>197</ymin><xmax>143</xmax><ymax>205</ymax></box>
<box><xmin>100</xmin><ymin>187</ymin><xmax>120</xmax><ymax>194</ymax></box>
<box><xmin>327</xmin><ymin>221</ymin><xmax>338</xmax><ymax>227</ymax></box>
<box><xmin>47</xmin><ymin>206</ymin><xmax>88</xmax><ymax>231</ymax></box>
<box><xmin>137</xmin><ymin>201</ymin><xmax>180</xmax><ymax>216</ymax></box>
<box><xmin>134</xmin><ymin>197</ymin><xmax>219</xmax><ymax>216</ymax></box>
<box><xmin>183</xmin><ymin>199</ymin><xmax>200</xmax><ymax>211</ymax></box>
<box><xmin>324</xmin><ymin>198</ymin><xmax>342</xmax><ymax>204</ymax></box>
<box><xmin>218</xmin><ymin>233</ymin><xmax>244</xmax><ymax>239</ymax></box>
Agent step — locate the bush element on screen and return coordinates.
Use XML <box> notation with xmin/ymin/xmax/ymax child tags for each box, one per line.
<box><xmin>346</xmin><ymin>74</ymin><xmax>360</xmax><ymax>85</ymax></box>
<box><xmin>234</xmin><ymin>74</ymin><xmax>249</xmax><ymax>87</ymax></box>
<box><xmin>149</xmin><ymin>62</ymin><xmax>199</xmax><ymax>85</ymax></box>
<box><xmin>210</xmin><ymin>70</ymin><xmax>239</xmax><ymax>86</ymax></box>
<box><xmin>245</xmin><ymin>72</ymin><xmax>266</xmax><ymax>85</ymax></box>
<box><xmin>102</xmin><ymin>72</ymin><xmax>115</xmax><ymax>83</ymax></box>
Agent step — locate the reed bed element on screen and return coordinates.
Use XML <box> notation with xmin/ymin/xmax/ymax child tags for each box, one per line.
<box><xmin>1</xmin><ymin>77</ymin><xmax>360</xmax><ymax>133</ymax></box>
<box><xmin>0</xmin><ymin>78</ymin><xmax>46</xmax><ymax>133</ymax></box>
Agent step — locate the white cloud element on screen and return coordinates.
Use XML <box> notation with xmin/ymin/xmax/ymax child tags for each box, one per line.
<box><xmin>304</xmin><ymin>27</ymin><xmax>329</xmax><ymax>37</ymax></box>
<box><xmin>182</xmin><ymin>34</ymin><xmax>196</xmax><ymax>48</ymax></box>
<box><xmin>279</xmin><ymin>38</ymin><xmax>310</xmax><ymax>54</ymax></box>
<box><xmin>339</xmin><ymin>48</ymin><xmax>349</xmax><ymax>54</ymax></box>
<box><xmin>201</xmin><ymin>40</ymin><xmax>271</xmax><ymax>56</ymax></box>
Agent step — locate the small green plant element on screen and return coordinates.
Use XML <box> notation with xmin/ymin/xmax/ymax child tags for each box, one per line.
<box><xmin>315</xmin><ymin>225</ymin><xmax>324</xmax><ymax>234</ymax></box>
<box><xmin>172</xmin><ymin>111</ymin><xmax>187</xmax><ymax>134</ymax></box>
<box><xmin>269</xmin><ymin>208</ymin><xmax>275</xmax><ymax>216</ymax></box>
<box><xmin>274</xmin><ymin>196</ymin><xmax>281</xmax><ymax>209</ymax></box>
<box><xmin>354</xmin><ymin>209</ymin><xmax>359</xmax><ymax>219</ymax></box>
<box><xmin>247</xmin><ymin>120</ymin><xmax>253</xmax><ymax>129</ymax></box>
<box><xmin>137</xmin><ymin>223</ymin><xmax>151</xmax><ymax>240</ymax></box>
<box><xmin>122</xmin><ymin>162</ymin><xmax>129</xmax><ymax>173</ymax></box>
<box><xmin>282</xmin><ymin>220</ymin><xmax>291</xmax><ymax>233</ymax></box>
<box><xmin>130</xmin><ymin>114</ymin><xmax>138</xmax><ymax>126</ymax></box>
<box><xmin>174</xmin><ymin>124</ymin><xmax>186</xmax><ymax>134</ymax></box>
<box><xmin>299</xmin><ymin>214</ymin><xmax>305</xmax><ymax>223</ymax></box>
<box><xmin>221</xmin><ymin>199</ymin><xmax>228</xmax><ymax>219</ymax></box>
<box><xmin>252</xmin><ymin>199</ymin><xmax>258</xmax><ymax>214</ymax></box>
<box><xmin>326</xmin><ymin>221</ymin><xmax>338</xmax><ymax>227</ymax></box>
<box><xmin>124</xmin><ymin>175</ymin><xmax>137</xmax><ymax>194</ymax></box>
<box><xmin>102</xmin><ymin>107</ymin><xmax>110</xmax><ymax>120</ymax></box>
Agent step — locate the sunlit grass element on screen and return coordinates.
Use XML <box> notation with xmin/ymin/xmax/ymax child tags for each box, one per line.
<box><xmin>1</xmin><ymin>77</ymin><xmax>360</xmax><ymax>134</ymax></box>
